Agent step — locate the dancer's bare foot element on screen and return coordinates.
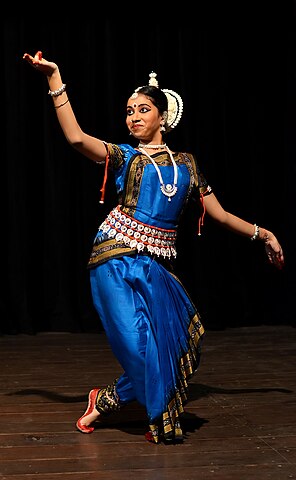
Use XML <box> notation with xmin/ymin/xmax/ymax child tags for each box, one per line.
<box><xmin>76</xmin><ymin>388</ymin><xmax>101</xmax><ymax>433</ymax></box>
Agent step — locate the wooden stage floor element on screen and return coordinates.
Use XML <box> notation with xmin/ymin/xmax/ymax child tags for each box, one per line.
<box><xmin>0</xmin><ymin>325</ymin><xmax>296</xmax><ymax>480</ymax></box>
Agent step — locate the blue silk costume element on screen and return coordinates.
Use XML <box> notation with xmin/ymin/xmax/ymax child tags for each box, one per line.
<box><xmin>87</xmin><ymin>143</ymin><xmax>212</xmax><ymax>443</ymax></box>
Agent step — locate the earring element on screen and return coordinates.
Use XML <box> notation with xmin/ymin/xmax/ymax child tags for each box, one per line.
<box><xmin>160</xmin><ymin>116</ymin><xmax>167</xmax><ymax>132</ymax></box>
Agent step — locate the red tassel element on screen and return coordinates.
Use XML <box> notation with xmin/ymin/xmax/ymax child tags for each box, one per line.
<box><xmin>198</xmin><ymin>193</ymin><xmax>205</xmax><ymax>236</ymax></box>
<box><xmin>99</xmin><ymin>152</ymin><xmax>110</xmax><ymax>204</ymax></box>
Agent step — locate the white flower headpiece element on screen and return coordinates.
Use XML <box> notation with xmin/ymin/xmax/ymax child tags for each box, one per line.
<box><xmin>131</xmin><ymin>71</ymin><xmax>183</xmax><ymax>132</ymax></box>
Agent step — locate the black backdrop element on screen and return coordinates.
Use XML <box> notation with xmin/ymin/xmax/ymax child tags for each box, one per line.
<box><xmin>2</xmin><ymin>7</ymin><xmax>296</xmax><ymax>334</ymax></box>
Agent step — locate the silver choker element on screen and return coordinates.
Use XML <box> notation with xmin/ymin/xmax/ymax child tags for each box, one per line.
<box><xmin>138</xmin><ymin>146</ymin><xmax>178</xmax><ymax>201</ymax></box>
<box><xmin>138</xmin><ymin>143</ymin><xmax>167</xmax><ymax>149</ymax></box>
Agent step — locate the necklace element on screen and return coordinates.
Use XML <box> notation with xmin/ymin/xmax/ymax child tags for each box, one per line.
<box><xmin>138</xmin><ymin>142</ymin><xmax>167</xmax><ymax>149</ymax></box>
<box><xmin>138</xmin><ymin>146</ymin><xmax>178</xmax><ymax>201</ymax></box>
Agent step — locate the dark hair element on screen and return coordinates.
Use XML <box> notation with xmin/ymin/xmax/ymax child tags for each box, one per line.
<box><xmin>137</xmin><ymin>85</ymin><xmax>168</xmax><ymax>115</ymax></box>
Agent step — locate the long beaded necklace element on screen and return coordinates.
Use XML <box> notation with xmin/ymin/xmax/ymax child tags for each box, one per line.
<box><xmin>138</xmin><ymin>146</ymin><xmax>178</xmax><ymax>201</ymax></box>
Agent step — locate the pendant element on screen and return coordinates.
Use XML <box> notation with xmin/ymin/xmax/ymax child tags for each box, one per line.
<box><xmin>160</xmin><ymin>183</ymin><xmax>178</xmax><ymax>201</ymax></box>
<box><xmin>164</xmin><ymin>184</ymin><xmax>173</xmax><ymax>192</ymax></box>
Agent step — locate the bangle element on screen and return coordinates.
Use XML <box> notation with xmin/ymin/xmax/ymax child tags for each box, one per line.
<box><xmin>48</xmin><ymin>83</ymin><xmax>66</xmax><ymax>97</ymax></box>
<box><xmin>54</xmin><ymin>98</ymin><xmax>69</xmax><ymax>109</ymax></box>
<box><xmin>250</xmin><ymin>223</ymin><xmax>260</xmax><ymax>241</ymax></box>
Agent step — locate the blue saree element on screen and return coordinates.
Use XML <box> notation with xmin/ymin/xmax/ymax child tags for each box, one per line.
<box><xmin>88</xmin><ymin>143</ymin><xmax>211</xmax><ymax>443</ymax></box>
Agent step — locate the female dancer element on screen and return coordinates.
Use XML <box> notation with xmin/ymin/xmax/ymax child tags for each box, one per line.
<box><xmin>23</xmin><ymin>51</ymin><xmax>284</xmax><ymax>443</ymax></box>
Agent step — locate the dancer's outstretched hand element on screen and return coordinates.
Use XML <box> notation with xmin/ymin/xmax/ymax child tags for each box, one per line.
<box><xmin>23</xmin><ymin>50</ymin><xmax>58</xmax><ymax>77</ymax></box>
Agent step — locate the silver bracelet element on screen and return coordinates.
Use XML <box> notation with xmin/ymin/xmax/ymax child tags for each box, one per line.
<box><xmin>48</xmin><ymin>83</ymin><xmax>66</xmax><ymax>97</ymax></box>
<box><xmin>250</xmin><ymin>223</ymin><xmax>260</xmax><ymax>241</ymax></box>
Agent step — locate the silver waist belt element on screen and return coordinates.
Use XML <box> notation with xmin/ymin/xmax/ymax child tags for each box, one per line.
<box><xmin>98</xmin><ymin>206</ymin><xmax>177</xmax><ymax>259</ymax></box>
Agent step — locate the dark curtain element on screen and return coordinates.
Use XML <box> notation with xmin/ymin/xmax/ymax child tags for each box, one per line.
<box><xmin>2</xmin><ymin>7</ymin><xmax>296</xmax><ymax>334</ymax></box>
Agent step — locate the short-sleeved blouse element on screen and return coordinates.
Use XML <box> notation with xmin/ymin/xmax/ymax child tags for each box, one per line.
<box><xmin>88</xmin><ymin>143</ymin><xmax>212</xmax><ymax>269</ymax></box>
